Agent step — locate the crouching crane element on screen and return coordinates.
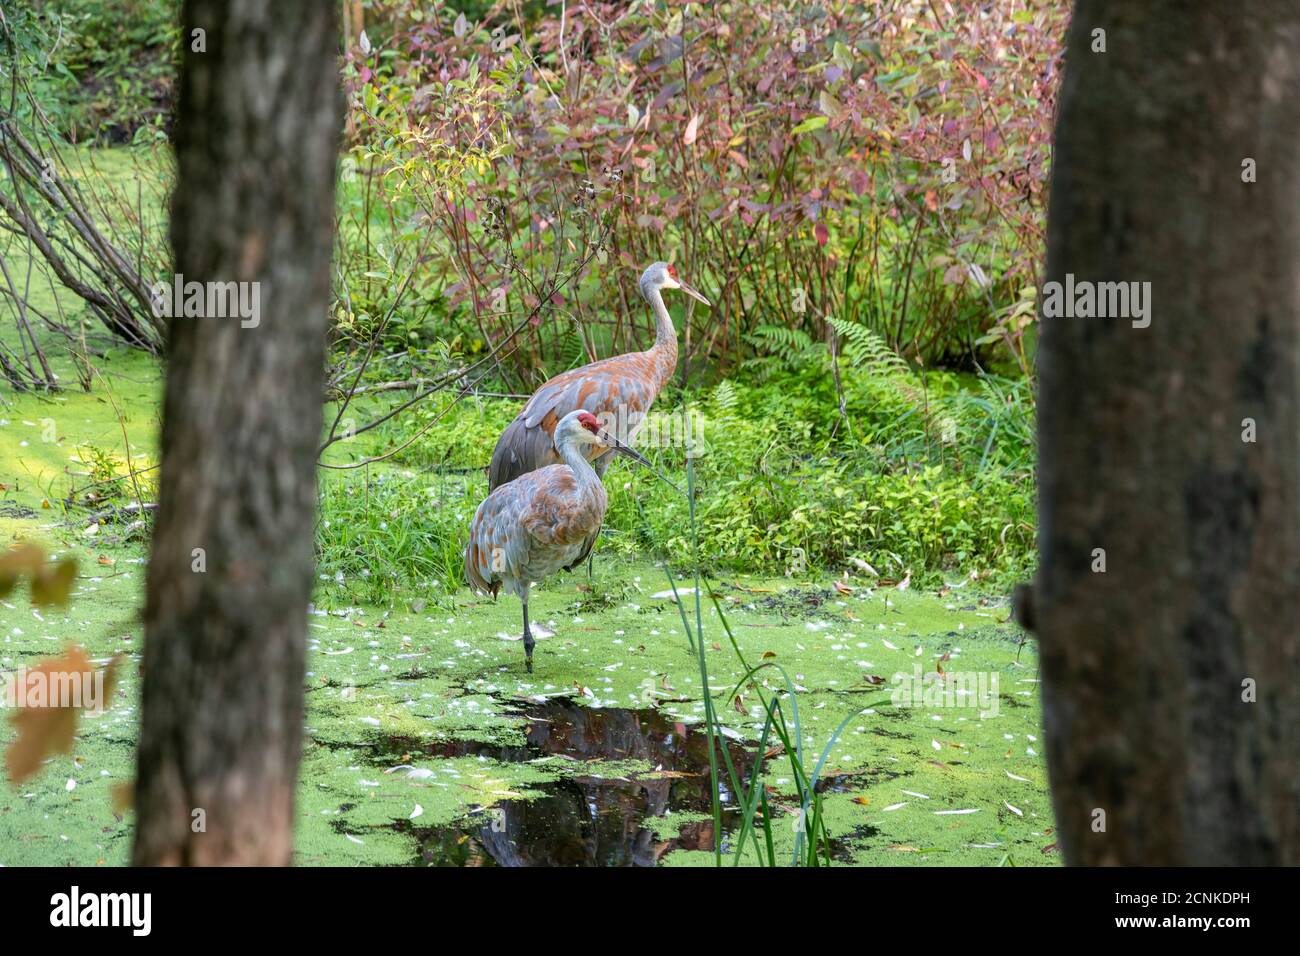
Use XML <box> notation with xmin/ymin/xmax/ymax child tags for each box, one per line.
<box><xmin>465</xmin><ymin>410</ymin><xmax>668</xmax><ymax>672</ymax></box>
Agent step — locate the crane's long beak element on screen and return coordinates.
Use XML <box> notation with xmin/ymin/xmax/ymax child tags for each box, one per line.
<box><xmin>597</xmin><ymin>430</ymin><xmax>682</xmax><ymax>493</ymax></box>
<box><xmin>678</xmin><ymin>278</ymin><xmax>711</xmax><ymax>307</ymax></box>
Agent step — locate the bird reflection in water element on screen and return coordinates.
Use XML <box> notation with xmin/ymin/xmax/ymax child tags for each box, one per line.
<box><xmin>394</xmin><ymin>701</ymin><xmax>750</xmax><ymax>867</ymax></box>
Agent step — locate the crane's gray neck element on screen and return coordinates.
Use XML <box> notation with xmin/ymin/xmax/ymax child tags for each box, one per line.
<box><xmin>641</xmin><ymin>284</ymin><xmax>679</xmax><ymax>386</ymax></box>
<box><xmin>558</xmin><ymin>435</ymin><xmax>606</xmax><ymax>502</ymax></box>
<box><xmin>643</xmin><ymin>284</ymin><xmax>676</xmax><ymax>351</ymax></box>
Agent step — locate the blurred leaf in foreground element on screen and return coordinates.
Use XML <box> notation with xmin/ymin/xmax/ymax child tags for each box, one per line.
<box><xmin>0</xmin><ymin>542</ymin><xmax>78</xmax><ymax>607</ymax></box>
<box><xmin>5</xmin><ymin>647</ymin><xmax>123</xmax><ymax>784</ymax></box>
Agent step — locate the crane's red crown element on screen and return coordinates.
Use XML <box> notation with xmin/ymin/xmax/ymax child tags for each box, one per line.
<box><xmin>577</xmin><ymin>412</ymin><xmax>601</xmax><ymax>433</ymax></box>
<box><xmin>666</xmin><ymin>264</ymin><xmax>678</xmax><ymax>278</ymax></box>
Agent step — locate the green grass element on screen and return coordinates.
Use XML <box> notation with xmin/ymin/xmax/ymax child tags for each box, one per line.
<box><xmin>315</xmin><ymin>468</ymin><xmax>477</xmax><ymax>607</ymax></box>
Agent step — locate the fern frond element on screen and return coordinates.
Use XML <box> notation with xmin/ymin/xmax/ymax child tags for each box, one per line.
<box><xmin>826</xmin><ymin>318</ymin><xmax>908</xmax><ymax>378</ymax></box>
<box><xmin>711</xmin><ymin>379</ymin><xmax>739</xmax><ymax>416</ymax></box>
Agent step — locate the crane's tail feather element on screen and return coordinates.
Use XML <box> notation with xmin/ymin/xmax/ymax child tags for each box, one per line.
<box><xmin>488</xmin><ymin>415</ymin><xmax>558</xmax><ymax>491</ymax></box>
<box><xmin>463</xmin><ymin>534</ymin><xmax>500</xmax><ymax>598</ymax></box>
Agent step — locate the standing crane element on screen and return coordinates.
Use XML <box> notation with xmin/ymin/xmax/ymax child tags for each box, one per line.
<box><xmin>465</xmin><ymin>409</ymin><xmax>662</xmax><ymax>672</ymax></box>
<box><xmin>488</xmin><ymin>262</ymin><xmax>710</xmax><ymax>491</ymax></box>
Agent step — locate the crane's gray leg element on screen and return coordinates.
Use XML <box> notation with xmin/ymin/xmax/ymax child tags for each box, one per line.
<box><xmin>521</xmin><ymin>595</ymin><xmax>535</xmax><ymax>673</ymax></box>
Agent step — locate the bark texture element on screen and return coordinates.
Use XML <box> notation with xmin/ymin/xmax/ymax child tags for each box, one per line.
<box><xmin>133</xmin><ymin>0</ymin><xmax>340</xmax><ymax>865</ymax></box>
<box><xmin>1037</xmin><ymin>2</ymin><xmax>1300</xmax><ymax>864</ymax></box>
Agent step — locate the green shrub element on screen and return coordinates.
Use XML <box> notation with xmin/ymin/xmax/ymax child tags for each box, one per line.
<box><xmin>20</xmin><ymin>0</ymin><xmax>179</xmax><ymax>143</ymax></box>
<box><xmin>603</xmin><ymin>405</ymin><xmax>1035</xmax><ymax>587</ymax></box>
<box><xmin>386</xmin><ymin>394</ymin><xmax>516</xmax><ymax>470</ymax></box>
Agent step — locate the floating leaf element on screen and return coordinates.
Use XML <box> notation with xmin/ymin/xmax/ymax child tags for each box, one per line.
<box><xmin>112</xmin><ymin>781</ymin><xmax>134</xmax><ymax>813</ymax></box>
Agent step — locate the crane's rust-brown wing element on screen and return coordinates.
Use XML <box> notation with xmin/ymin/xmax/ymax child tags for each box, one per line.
<box><xmin>488</xmin><ymin>353</ymin><xmax>664</xmax><ymax>491</ymax></box>
<box><xmin>518</xmin><ymin>467</ymin><xmax>606</xmax><ymax>548</ymax></box>
<box><xmin>466</xmin><ymin>465</ymin><xmax>607</xmax><ymax>593</ymax></box>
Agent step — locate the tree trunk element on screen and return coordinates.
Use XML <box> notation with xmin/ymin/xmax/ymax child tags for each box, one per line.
<box><xmin>1035</xmin><ymin>2</ymin><xmax>1300</xmax><ymax>864</ymax></box>
<box><xmin>133</xmin><ymin>0</ymin><xmax>340</xmax><ymax>865</ymax></box>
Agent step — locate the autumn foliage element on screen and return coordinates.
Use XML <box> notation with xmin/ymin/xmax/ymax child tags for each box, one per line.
<box><xmin>343</xmin><ymin>0</ymin><xmax>1066</xmax><ymax>379</ymax></box>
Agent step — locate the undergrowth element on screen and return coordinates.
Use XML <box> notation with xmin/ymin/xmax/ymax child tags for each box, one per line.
<box><xmin>314</xmin><ymin>331</ymin><xmax>1037</xmax><ymax>606</ymax></box>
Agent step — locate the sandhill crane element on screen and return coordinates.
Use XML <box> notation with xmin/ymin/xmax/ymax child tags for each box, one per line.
<box><xmin>488</xmin><ymin>262</ymin><xmax>710</xmax><ymax>491</ymax></box>
<box><xmin>465</xmin><ymin>409</ymin><xmax>662</xmax><ymax>672</ymax></box>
